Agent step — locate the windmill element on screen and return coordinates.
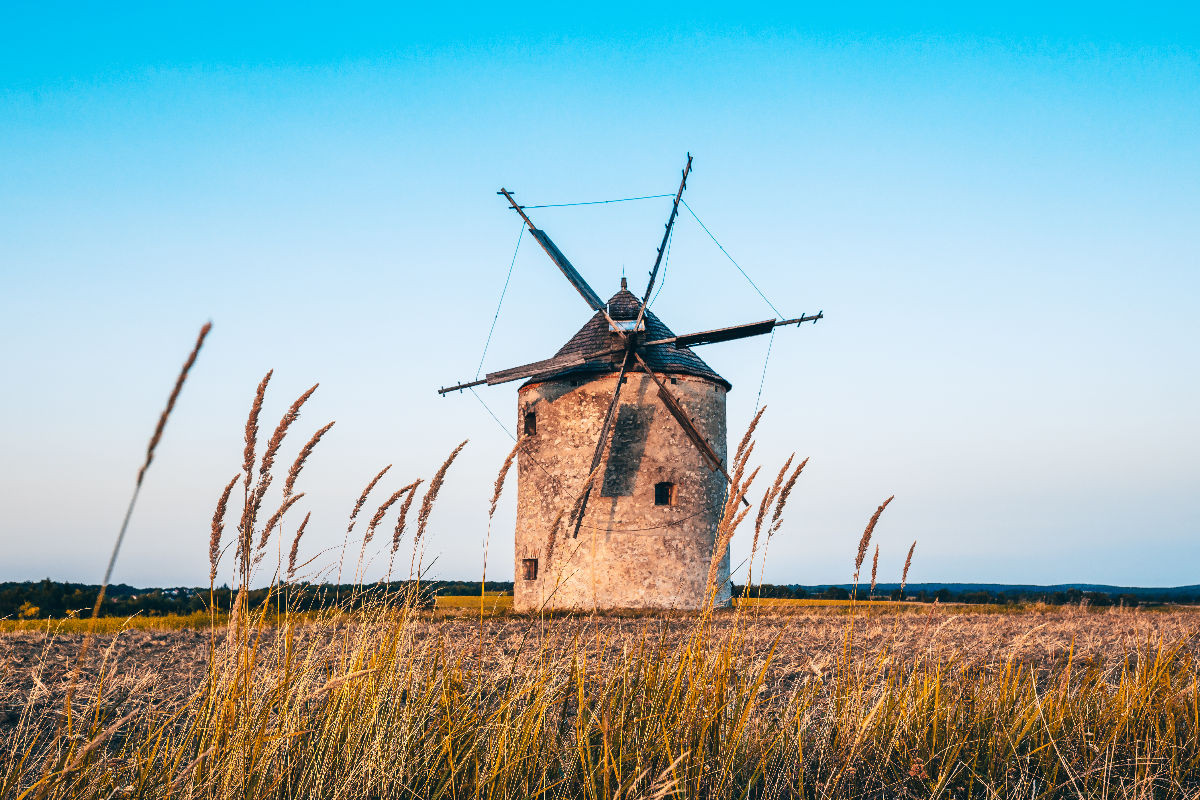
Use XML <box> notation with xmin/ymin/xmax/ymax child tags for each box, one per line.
<box><xmin>439</xmin><ymin>156</ymin><xmax>822</xmax><ymax>610</ymax></box>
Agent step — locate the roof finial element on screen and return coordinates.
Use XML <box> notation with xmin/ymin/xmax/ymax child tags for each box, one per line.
<box><xmin>620</xmin><ymin>276</ymin><xmax>627</xmax><ymax>290</ymax></box>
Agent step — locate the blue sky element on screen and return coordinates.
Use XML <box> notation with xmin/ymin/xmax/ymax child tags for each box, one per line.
<box><xmin>1</xmin><ymin>3</ymin><xmax>1197</xmax><ymax>588</ymax></box>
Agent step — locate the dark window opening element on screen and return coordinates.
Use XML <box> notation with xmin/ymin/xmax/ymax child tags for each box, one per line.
<box><xmin>523</xmin><ymin>411</ymin><xmax>536</xmax><ymax>436</ymax></box>
<box><xmin>670</xmin><ymin>377</ymin><xmax>677</xmax><ymax>384</ymax></box>
<box><xmin>654</xmin><ymin>482</ymin><xmax>676</xmax><ymax>506</ymax></box>
<box><xmin>521</xmin><ymin>558</ymin><xmax>539</xmax><ymax>581</ymax></box>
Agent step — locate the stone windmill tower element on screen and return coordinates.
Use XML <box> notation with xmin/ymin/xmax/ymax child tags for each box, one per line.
<box><xmin>440</xmin><ymin>156</ymin><xmax>821</xmax><ymax>611</ymax></box>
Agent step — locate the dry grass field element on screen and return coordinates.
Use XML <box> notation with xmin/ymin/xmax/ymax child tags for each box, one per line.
<box><xmin>3</xmin><ymin>600</ymin><xmax>1199</xmax><ymax>799</ymax></box>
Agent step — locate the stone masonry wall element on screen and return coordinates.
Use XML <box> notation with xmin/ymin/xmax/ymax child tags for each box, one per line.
<box><xmin>514</xmin><ymin>372</ymin><xmax>730</xmax><ymax>611</ymax></box>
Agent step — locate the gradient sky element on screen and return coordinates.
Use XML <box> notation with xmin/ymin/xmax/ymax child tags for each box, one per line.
<box><xmin>2</xmin><ymin>3</ymin><xmax>1197</xmax><ymax>589</ymax></box>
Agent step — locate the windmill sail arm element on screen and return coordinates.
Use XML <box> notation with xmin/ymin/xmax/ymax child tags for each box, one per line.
<box><xmin>438</xmin><ymin>352</ymin><xmax>589</xmax><ymax>395</ymax></box>
<box><xmin>635</xmin><ymin>153</ymin><xmax>693</xmax><ymax>326</ymax></box>
<box><xmin>439</xmin><ymin>341</ymin><xmax>634</xmax><ymax>395</ymax></box>
<box><xmin>652</xmin><ymin>319</ymin><xmax>777</xmax><ymax>349</ymax></box>
<box><xmin>656</xmin><ymin>384</ymin><xmax>721</xmax><ymax>472</ymax></box>
<box><xmin>528</xmin><ymin>229</ymin><xmax>607</xmax><ymax>313</ymax></box>
<box><xmin>485</xmin><ymin>352</ymin><xmax>591</xmax><ymax>386</ymax></box>
<box><xmin>642</xmin><ymin>312</ymin><xmax>823</xmax><ymax>351</ymax></box>
<box><xmin>497</xmin><ymin>187</ymin><xmax>608</xmax><ymax>313</ymax></box>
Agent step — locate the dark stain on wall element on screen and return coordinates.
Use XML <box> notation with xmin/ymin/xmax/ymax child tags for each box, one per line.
<box><xmin>599</xmin><ymin>404</ymin><xmax>656</xmax><ymax>497</ymax></box>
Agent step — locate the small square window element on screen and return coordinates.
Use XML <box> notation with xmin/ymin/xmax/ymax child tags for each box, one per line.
<box><xmin>523</xmin><ymin>411</ymin><xmax>536</xmax><ymax>436</ymax></box>
<box><xmin>654</xmin><ymin>482</ymin><xmax>676</xmax><ymax>506</ymax></box>
<box><xmin>521</xmin><ymin>558</ymin><xmax>538</xmax><ymax>580</ymax></box>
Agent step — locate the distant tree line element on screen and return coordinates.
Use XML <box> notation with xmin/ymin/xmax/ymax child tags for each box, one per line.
<box><xmin>3</xmin><ymin>579</ymin><xmax>1197</xmax><ymax>619</ymax></box>
<box><xmin>0</xmin><ymin>579</ymin><xmax>513</xmax><ymax>619</ymax></box>
<box><xmin>734</xmin><ymin>584</ymin><xmax>1200</xmax><ymax>606</ymax></box>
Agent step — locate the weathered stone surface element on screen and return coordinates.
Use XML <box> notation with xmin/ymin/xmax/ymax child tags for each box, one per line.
<box><xmin>514</xmin><ymin>372</ymin><xmax>730</xmax><ymax>611</ymax></box>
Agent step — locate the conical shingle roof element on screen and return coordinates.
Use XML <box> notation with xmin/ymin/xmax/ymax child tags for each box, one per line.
<box><xmin>524</xmin><ymin>287</ymin><xmax>731</xmax><ymax>390</ymax></box>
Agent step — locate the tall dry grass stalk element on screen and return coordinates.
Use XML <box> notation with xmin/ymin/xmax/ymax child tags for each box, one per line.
<box><xmin>752</xmin><ymin>456</ymin><xmax>809</xmax><ymax>590</ymax></box>
<box><xmin>242</xmin><ymin>371</ymin><xmax>272</xmax><ymax>490</ymax></box>
<box><xmin>362</xmin><ymin>479</ymin><xmax>421</xmax><ymax>582</ymax></box>
<box><xmin>767</xmin><ymin>456</ymin><xmax>807</xmax><ymax>538</ymax></box>
<box><xmin>237</xmin><ymin>371</ymin><xmax>273</xmax><ymax>570</ymax></box>
<box><xmin>412</xmin><ymin>440</ymin><xmax>468</xmax><ymax>577</ymax></box>
<box><xmin>256</xmin><ymin>492</ymin><xmax>305</xmax><ymax>556</ymax></box>
<box><xmin>747</xmin><ymin>454</ymin><xmax>794</xmax><ymax>590</ymax></box>
<box><xmin>733</xmin><ymin>405</ymin><xmax>765</xmax><ymax>466</ymax></box>
<box><xmin>481</xmin><ymin>442</ymin><xmax>519</xmax><ymax>619</ymax></box>
<box><xmin>364</xmin><ymin>487</ymin><xmax>409</xmax><ymax>549</ymax></box>
<box><xmin>287</xmin><ymin>512</ymin><xmax>311</xmax><ymax>580</ymax></box>
<box><xmin>209</xmin><ymin>475</ymin><xmax>239</xmax><ymax>585</ymax></box>
<box><xmin>901</xmin><ymin>540</ymin><xmax>917</xmax><ymax>597</ymax></box>
<box><xmin>136</xmin><ymin>323</ymin><xmax>212</xmax><ymax>488</ymax></box>
<box><xmin>480</xmin><ymin>442</ymin><xmax>520</xmax><ymax>660</ymax></box>
<box><xmin>104</xmin><ymin>321</ymin><xmax>212</xmax><ymax>597</ymax></box>
<box><xmin>338</xmin><ymin>464</ymin><xmax>391</xmax><ymax>584</ymax></box>
<box><xmin>283</xmin><ymin>421</ymin><xmax>335</xmax><ymax>499</ymax></box>
<box><xmin>853</xmin><ymin>495</ymin><xmax>894</xmax><ymax>587</ymax></box>
<box><xmin>390</xmin><ymin>482</ymin><xmax>422</xmax><ymax>555</ymax></box>
<box><xmin>385</xmin><ymin>481</ymin><xmax>422</xmax><ymax>578</ymax></box>
<box><xmin>258</xmin><ymin>384</ymin><xmax>318</xmax><ymax>483</ymax></box>
<box><xmin>489</xmin><ymin>442</ymin><xmax>519</xmax><ymax>519</ymax></box>
<box><xmin>243</xmin><ymin>384</ymin><xmax>318</xmax><ymax>558</ymax></box>
<box><xmin>870</xmin><ymin>543</ymin><xmax>879</xmax><ymax>596</ymax></box>
<box><xmin>67</xmin><ymin>321</ymin><xmax>211</xmax><ymax>734</ymax></box>
<box><xmin>703</xmin><ymin>411</ymin><xmax>773</xmax><ymax>605</ymax></box>
<box><xmin>707</xmin><ymin>465</ymin><xmax>759</xmax><ymax>604</ymax></box>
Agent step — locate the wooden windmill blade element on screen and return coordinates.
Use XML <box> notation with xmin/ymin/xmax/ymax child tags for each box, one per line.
<box><xmin>439</xmin><ymin>186</ymin><xmax>637</xmax><ymax>396</ymax></box>
<box><xmin>527</xmin><ymin>229</ymin><xmax>607</xmax><ymax>312</ymax></box>
<box><xmin>498</xmin><ymin>188</ymin><xmax>610</xmax><ymax>315</ymax></box>
<box><xmin>643</xmin><ymin>311</ymin><xmax>820</xmax><ymax>350</ymax></box>
<box><xmin>631</xmin><ymin>154</ymin><xmax>692</xmax><ymax>332</ymax></box>
<box><xmin>567</xmin><ymin>155</ymin><xmax>696</xmax><ymax>536</ymax></box>
<box><xmin>641</xmin><ymin>312</ymin><xmax>823</xmax><ymax>350</ymax></box>
<box><xmin>627</xmin><ymin>155</ymin><xmax>748</xmax><ymax>492</ymax></box>
<box><xmin>656</xmin><ymin>319</ymin><xmax>777</xmax><ymax>349</ymax></box>
<box><xmin>438</xmin><ymin>350</ymin><xmax>602</xmax><ymax>395</ymax></box>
